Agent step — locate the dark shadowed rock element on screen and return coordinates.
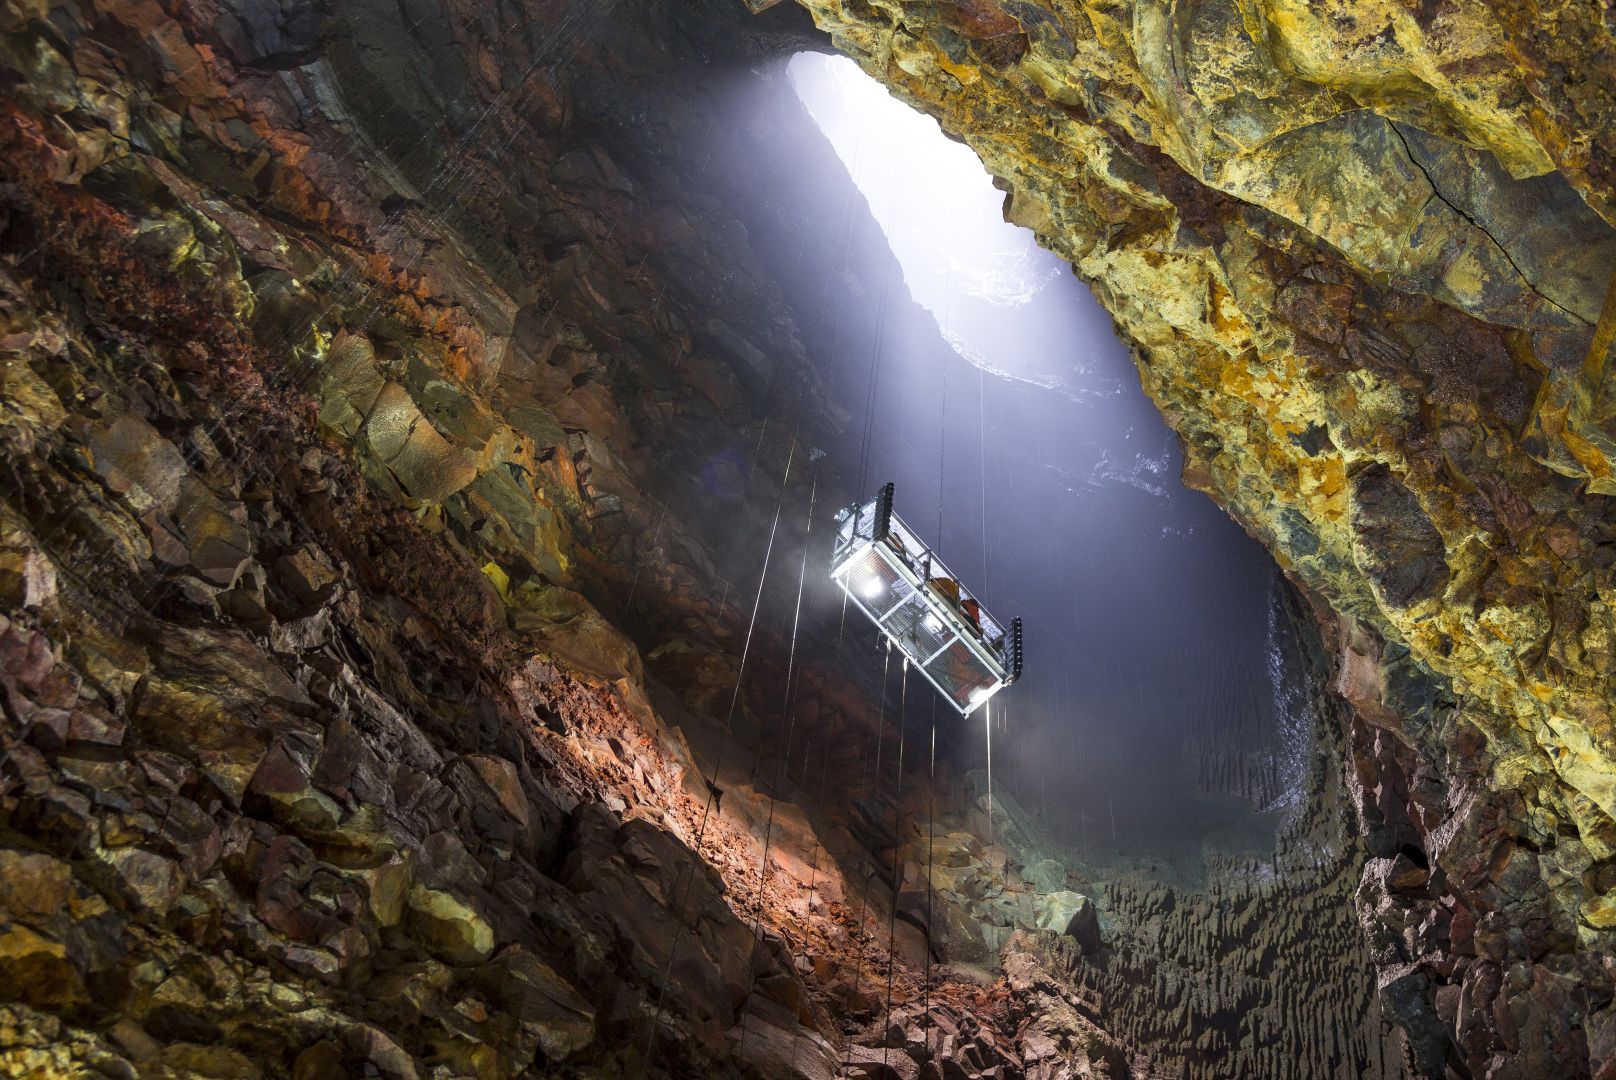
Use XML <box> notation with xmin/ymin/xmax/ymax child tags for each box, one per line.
<box><xmin>1350</xmin><ymin>465</ymin><xmax>1450</xmax><ymax>610</ymax></box>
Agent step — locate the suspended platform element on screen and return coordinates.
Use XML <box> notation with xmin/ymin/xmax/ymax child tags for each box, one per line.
<box><xmin>832</xmin><ymin>483</ymin><xmax>1022</xmax><ymax>716</ymax></box>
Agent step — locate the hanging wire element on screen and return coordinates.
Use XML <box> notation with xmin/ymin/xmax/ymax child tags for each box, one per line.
<box><xmin>975</xmin><ymin>360</ymin><xmax>1000</xmax><ymax>847</ymax></box>
<box><xmin>789</xmin><ymin>728</ymin><xmax>835</xmax><ymax>1076</ymax></box>
<box><xmin>623</xmin><ymin>498</ymin><xmax>671</xmax><ymax>613</ymax></box>
<box><xmin>735</xmin><ymin>468</ymin><xmax>819</xmax><ymax>1061</ymax></box>
<box><xmin>936</xmin><ymin>362</ymin><xmax>949</xmax><ymax>546</ymax></box>
<box><xmin>978</xmin><ymin>362</ymin><xmax>990</xmax><ymax>601</ymax></box>
<box><xmin>854</xmin><ymin>178</ymin><xmax>901</xmax><ymax>500</ymax></box>
<box><xmin>985</xmin><ymin>698</ymin><xmax>994</xmax><ymax>845</ymax></box>
<box><xmin>880</xmin><ymin>658</ymin><xmax>909</xmax><ymax>1073</ymax></box>
<box><xmin>928</xmin><ymin>275</ymin><xmax>963</xmax><ymax>1061</ymax></box>
<box><xmin>839</xmin><ymin>638</ymin><xmax>891</xmax><ymax>1076</ymax></box>
<box><xmin>711</xmin><ymin>417</ymin><xmax>776</xmax><ymax>624</ymax></box>
<box><xmin>936</xmin><ymin>267</ymin><xmax>952</xmax><ymax>548</ymax></box>
<box><xmin>639</xmin><ymin>427</ymin><xmax>799</xmax><ymax>1075</ymax></box>
<box><xmin>924</xmin><ymin>695</ymin><xmax>937</xmax><ymax>1068</ymax></box>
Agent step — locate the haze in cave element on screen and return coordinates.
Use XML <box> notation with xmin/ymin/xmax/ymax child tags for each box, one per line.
<box><xmin>2</xmin><ymin>0</ymin><xmax>1614</xmax><ymax>1078</ymax></box>
<box><xmin>782</xmin><ymin>50</ymin><xmax>1305</xmax><ymax>875</ymax></box>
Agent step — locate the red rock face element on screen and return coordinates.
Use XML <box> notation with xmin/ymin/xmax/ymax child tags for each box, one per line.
<box><xmin>0</xmin><ymin>0</ymin><xmax>1081</xmax><ymax>1074</ymax></box>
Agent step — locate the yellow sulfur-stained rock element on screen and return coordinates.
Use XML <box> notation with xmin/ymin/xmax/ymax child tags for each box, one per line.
<box><xmin>0</xmin><ymin>927</ymin><xmax>84</xmax><ymax>1009</ymax></box>
<box><xmin>0</xmin><ymin>851</ymin><xmax>71</xmax><ymax>923</ymax></box>
<box><xmin>406</xmin><ymin>886</ymin><xmax>496</xmax><ymax>966</ymax></box>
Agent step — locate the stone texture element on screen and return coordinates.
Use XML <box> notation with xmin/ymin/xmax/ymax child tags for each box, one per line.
<box><xmin>787</xmin><ymin>0</ymin><xmax>1616</xmax><ymax>1073</ymax></box>
<box><xmin>0</xmin><ymin>0</ymin><xmax>875</xmax><ymax>1073</ymax></box>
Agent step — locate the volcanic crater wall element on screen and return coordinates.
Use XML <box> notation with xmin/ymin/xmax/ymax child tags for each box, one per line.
<box><xmin>2</xmin><ymin>0</ymin><xmax>1612</xmax><ymax>1078</ymax></box>
<box><xmin>0</xmin><ymin>0</ymin><xmax>918</xmax><ymax>1075</ymax></box>
<box><xmin>0</xmin><ymin>0</ymin><xmax>1229</xmax><ymax>1076</ymax></box>
<box><xmin>787</xmin><ymin>0</ymin><xmax>1616</xmax><ymax>1075</ymax></box>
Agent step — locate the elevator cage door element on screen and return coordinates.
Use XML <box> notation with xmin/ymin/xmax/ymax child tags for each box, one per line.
<box><xmin>831</xmin><ymin>483</ymin><xmax>1023</xmax><ymax>716</ymax></box>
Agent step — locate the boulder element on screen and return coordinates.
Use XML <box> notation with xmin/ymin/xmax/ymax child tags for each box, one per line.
<box><xmin>463</xmin><ymin>754</ymin><xmax>531</xmax><ymax>831</ymax></box>
<box><xmin>0</xmin><ymin>926</ymin><xmax>84</xmax><ymax>1008</ymax></box>
<box><xmin>843</xmin><ymin>1042</ymin><xmax>920</xmax><ymax>1080</ymax></box>
<box><xmin>472</xmin><ymin>946</ymin><xmax>596</xmax><ymax>1062</ymax></box>
<box><xmin>86</xmin><ymin>414</ymin><xmax>186</xmax><ymax>515</ymax></box>
<box><xmin>363</xmin><ymin>382</ymin><xmax>477</xmax><ymax>504</ymax></box>
<box><xmin>508</xmin><ymin>584</ymin><xmax>643</xmax><ymax>682</ymax></box>
<box><xmin>407</xmin><ymin>886</ymin><xmax>496</xmax><ymax>965</ymax></box>
<box><xmin>1034</xmin><ymin>891</ymin><xmax>1101</xmax><ymax>955</ymax></box>
<box><xmin>316</xmin><ymin>332</ymin><xmax>386</xmax><ymax>439</ymax></box>
<box><xmin>0</xmin><ymin>851</ymin><xmax>72</xmax><ymax>922</ymax></box>
<box><xmin>726</xmin><ymin>997</ymin><xmax>839</xmax><ymax>1080</ymax></box>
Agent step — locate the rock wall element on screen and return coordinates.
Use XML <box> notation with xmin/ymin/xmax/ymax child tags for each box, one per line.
<box><xmin>1066</xmin><ymin>585</ymin><xmax>1407</xmax><ymax>1079</ymax></box>
<box><xmin>788</xmin><ymin>0</ymin><xmax>1616</xmax><ymax>1073</ymax></box>
<box><xmin>0</xmin><ymin>0</ymin><xmax>905</xmax><ymax>1075</ymax></box>
<box><xmin>0</xmin><ymin>0</ymin><xmax>1177</xmax><ymax>1076</ymax></box>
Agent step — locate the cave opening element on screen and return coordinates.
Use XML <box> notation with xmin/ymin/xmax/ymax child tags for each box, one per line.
<box><xmin>775</xmin><ymin>51</ymin><xmax>1313</xmax><ymax>882</ymax></box>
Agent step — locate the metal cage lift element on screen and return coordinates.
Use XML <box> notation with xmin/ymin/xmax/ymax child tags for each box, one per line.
<box><xmin>832</xmin><ymin>483</ymin><xmax>1023</xmax><ymax>716</ymax></box>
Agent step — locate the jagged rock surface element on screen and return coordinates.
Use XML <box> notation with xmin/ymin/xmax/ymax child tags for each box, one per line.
<box><xmin>0</xmin><ymin>0</ymin><xmax>893</xmax><ymax>1074</ymax></box>
<box><xmin>0</xmin><ymin>0</ymin><xmax>1128</xmax><ymax>1075</ymax></box>
<box><xmin>790</xmin><ymin>0</ymin><xmax>1616</xmax><ymax>1073</ymax></box>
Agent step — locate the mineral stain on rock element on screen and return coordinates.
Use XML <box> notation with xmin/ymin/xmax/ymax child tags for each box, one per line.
<box><xmin>1350</xmin><ymin>464</ymin><xmax>1451</xmax><ymax>610</ymax></box>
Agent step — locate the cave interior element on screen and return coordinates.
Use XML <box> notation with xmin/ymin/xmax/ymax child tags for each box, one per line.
<box><xmin>2</xmin><ymin>0</ymin><xmax>1616</xmax><ymax>1077</ymax></box>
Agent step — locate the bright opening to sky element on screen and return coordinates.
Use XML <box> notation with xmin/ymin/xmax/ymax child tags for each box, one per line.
<box><xmin>786</xmin><ymin>52</ymin><xmax>1057</xmax><ymax>309</ymax></box>
<box><xmin>786</xmin><ymin>52</ymin><xmax>1121</xmax><ymax>402</ymax></box>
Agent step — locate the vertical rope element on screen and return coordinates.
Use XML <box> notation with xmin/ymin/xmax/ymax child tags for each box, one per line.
<box><xmin>840</xmin><ymin>639</ymin><xmax>891</xmax><ymax>1076</ymax></box>
<box><xmin>790</xmin><ymin>731</ymin><xmax>834</xmax><ymax>1075</ymax></box>
<box><xmin>880</xmin><ymin>659</ymin><xmax>909</xmax><ymax>1072</ymax></box>
<box><xmin>964</xmin><ymin>357</ymin><xmax>997</xmax><ymax>851</ymax></box>
<box><xmin>937</xmin><ymin>270</ymin><xmax>951</xmax><ymax>548</ymax></box>
<box><xmin>640</xmin><ymin>430</ymin><xmax>798</xmax><ymax>1076</ymax></box>
<box><xmin>623</xmin><ymin>498</ymin><xmax>670</xmax><ymax>613</ymax></box>
<box><xmin>985</xmin><ymin>698</ymin><xmax>994</xmax><ymax>845</ymax></box>
<box><xmin>924</xmin><ymin>696</ymin><xmax>936</xmax><ymax>1067</ymax></box>
<box><xmin>937</xmin><ymin>363</ymin><xmax>948</xmax><ymax>546</ymax></box>
<box><xmin>872</xmin><ymin>640</ymin><xmax>890</xmax><ymax>787</ymax></box>
<box><xmin>737</xmin><ymin>470</ymin><xmax>819</xmax><ymax>1061</ymax></box>
<box><xmin>978</xmin><ymin>363</ymin><xmax>990</xmax><ymax>602</ymax></box>
<box><xmin>835</xmin><ymin>581</ymin><xmax>852</xmax><ymax>647</ymax></box>
<box><xmin>856</xmin><ymin>180</ymin><xmax>901</xmax><ymax>500</ymax></box>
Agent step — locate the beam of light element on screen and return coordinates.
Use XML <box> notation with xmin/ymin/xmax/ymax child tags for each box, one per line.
<box><xmin>786</xmin><ymin>51</ymin><xmax>1120</xmax><ymax>402</ymax></box>
<box><xmin>777</xmin><ymin>50</ymin><xmax>1305</xmax><ymax>871</ymax></box>
<box><xmin>787</xmin><ymin>52</ymin><xmax>1053</xmax><ymax>309</ymax></box>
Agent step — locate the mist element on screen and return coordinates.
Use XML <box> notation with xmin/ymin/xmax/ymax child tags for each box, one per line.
<box><xmin>767</xmin><ymin>53</ymin><xmax>1311</xmax><ymax>880</ymax></box>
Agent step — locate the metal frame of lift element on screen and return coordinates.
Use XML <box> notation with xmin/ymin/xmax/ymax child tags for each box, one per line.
<box><xmin>831</xmin><ymin>483</ymin><xmax>1023</xmax><ymax>716</ymax></box>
